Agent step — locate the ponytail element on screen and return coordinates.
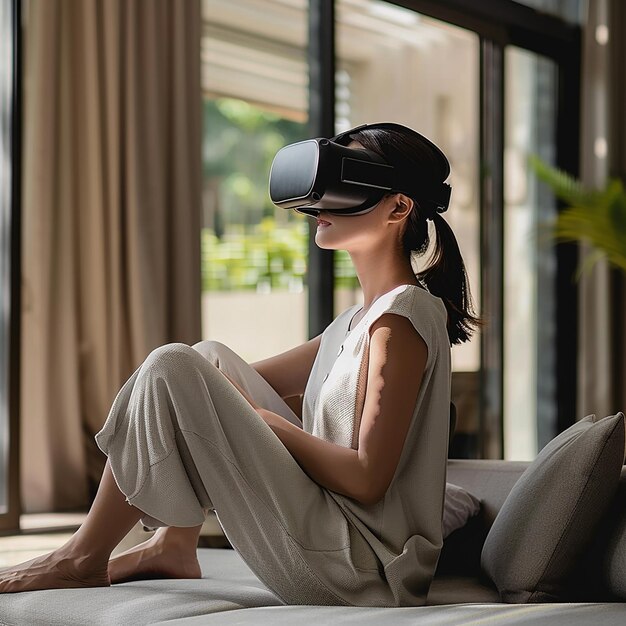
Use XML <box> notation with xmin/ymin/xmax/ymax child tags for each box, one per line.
<box><xmin>414</xmin><ymin>211</ymin><xmax>481</xmax><ymax>345</ymax></box>
<box><xmin>400</xmin><ymin>198</ymin><xmax>480</xmax><ymax>344</ymax></box>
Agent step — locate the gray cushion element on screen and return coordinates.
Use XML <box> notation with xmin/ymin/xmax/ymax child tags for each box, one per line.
<box><xmin>481</xmin><ymin>412</ymin><xmax>626</xmax><ymax>603</ymax></box>
<box><xmin>442</xmin><ymin>482</ymin><xmax>481</xmax><ymax>538</ymax></box>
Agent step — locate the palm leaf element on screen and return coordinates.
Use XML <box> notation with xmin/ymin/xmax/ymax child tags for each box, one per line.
<box><xmin>575</xmin><ymin>248</ymin><xmax>606</xmax><ymax>281</ymax></box>
<box><xmin>529</xmin><ymin>156</ymin><xmax>626</xmax><ymax>276</ymax></box>
<box><xmin>528</xmin><ymin>155</ymin><xmax>602</xmax><ymax>208</ymax></box>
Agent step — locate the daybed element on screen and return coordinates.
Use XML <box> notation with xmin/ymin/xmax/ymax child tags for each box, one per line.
<box><xmin>2</xmin><ymin>448</ymin><xmax>626</xmax><ymax>626</ymax></box>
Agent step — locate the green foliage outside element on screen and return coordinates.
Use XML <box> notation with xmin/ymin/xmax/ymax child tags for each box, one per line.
<box><xmin>202</xmin><ymin>218</ymin><xmax>307</xmax><ymax>291</ymax></box>
<box><xmin>202</xmin><ymin>98</ymin><xmax>303</xmax><ymax>226</ymax></box>
<box><xmin>202</xmin><ymin>97</ymin><xmax>360</xmax><ymax>291</ymax></box>
<box><xmin>202</xmin><ymin>219</ymin><xmax>360</xmax><ymax>291</ymax></box>
<box><xmin>530</xmin><ymin>155</ymin><xmax>626</xmax><ymax>276</ymax></box>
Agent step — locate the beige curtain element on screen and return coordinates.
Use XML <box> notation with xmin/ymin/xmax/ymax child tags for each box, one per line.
<box><xmin>578</xmin><ymin>0</ymin><xmax>626</xmax><ymax>419</ymax></box>
<box><xmin>21</xmin><ymin>0</ymin><xmax>202</xmax><ymax>513</ymax></box>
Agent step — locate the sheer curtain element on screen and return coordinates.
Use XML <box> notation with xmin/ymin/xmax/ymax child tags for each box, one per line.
<box><xmin>578</xmin><ymin>0</ymin><xmax>626</xmax><ymax>420</ymax></box>
<box><xmin>21</xmin><ymin>0</ymin><xmax>202</xmax><ymax>512</ymax></box>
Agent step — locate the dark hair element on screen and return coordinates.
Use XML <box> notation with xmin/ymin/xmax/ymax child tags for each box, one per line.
<box><xmin>351</xmin><ymin>127</ymin><xmax>481</xmax><ymax>345</ymax></box>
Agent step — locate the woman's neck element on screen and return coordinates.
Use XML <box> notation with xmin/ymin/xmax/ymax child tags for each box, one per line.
<box><xmin>348</xmin><ymin>247</ymin><xmax>419</xmax><ymax>309</ymax></box>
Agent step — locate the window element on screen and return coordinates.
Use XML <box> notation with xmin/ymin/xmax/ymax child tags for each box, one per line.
<box><xmin>199</xmin><ymin>0</ymin><xmax>580</xmax><ymax>458</ymax></box>
<box><xmin>513</xmin><ymin>0</ymin><xmax>585</xmax><ymax>24</ymax></box>
<box><xmin>504</xmin><ymin>47</ymin><xmax>558</xmax><ymax>459</ymax></box>
<box><xmin>201</xmin><ymin>0</ymin><xmax>309</xmax><ymax>362</ymax></box>
<box><xmin>307</xmin><ymin>0</ymin><xmax>580</xmax><ymax>458</ymax></box>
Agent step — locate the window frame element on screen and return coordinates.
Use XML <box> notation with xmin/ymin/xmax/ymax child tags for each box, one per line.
<box><xmin>0</xmin><ymin>0</ymin><xmax>22</xmax><ymax>534</ymax></box>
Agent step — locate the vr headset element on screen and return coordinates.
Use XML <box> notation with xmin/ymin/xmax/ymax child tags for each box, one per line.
<box><xmin>269</xmin><ymin>122</ymin><xmax>452</xmax><ymax>217</ymax></box>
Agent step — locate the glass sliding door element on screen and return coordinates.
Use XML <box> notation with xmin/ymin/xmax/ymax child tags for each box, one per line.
<box><xmin>200</xmin><ymin>0</ymin><xmax>309</xmax><ymax>363</ymax></box>
<box><xmin>322</xmin><ymin>0</ymin><xmax>579</xmax><ymax>458</ymax></box>
<box><xmin>0</xmin><ymin>0</ymin><xmax>20</xmax><ymax>533</ymax></box>
<box><xmin>503</xmin><ymin>47</ymin><xmax>558</xmax><ymax>459</ymax></box>
<box><xmin>198</xmin><ymin>0</ymin><xmax>579</xmax><ymax>459</ymax></box>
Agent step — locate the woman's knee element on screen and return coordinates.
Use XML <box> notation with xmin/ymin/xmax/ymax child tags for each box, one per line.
<box><xmin>141</xmin><ymin>342</ymin><xmax>202</xmax><ymax>377</ymax></box>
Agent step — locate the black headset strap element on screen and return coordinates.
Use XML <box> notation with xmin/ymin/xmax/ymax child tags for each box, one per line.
<box><xmin>331</xmin><ymin>123</ymin><xmax>451</xmax><ymax>212</ymax></box>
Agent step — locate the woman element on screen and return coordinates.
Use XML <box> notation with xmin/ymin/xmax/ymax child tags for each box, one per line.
<box><xmin>0</xmin><ymin>123</ymin><xmax>479</xmax><ymax>606</ymax></box>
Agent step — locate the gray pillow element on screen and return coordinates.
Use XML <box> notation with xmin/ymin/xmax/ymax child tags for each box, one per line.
<box><xmin>443</xmin><ymin>482</ymin><xmax>480</xmax><ymax>538</ymax></box>
<box><xmin>481</xmin><ymin>412</ymin><xmax>625</xmax><ymax>603</ymax></box>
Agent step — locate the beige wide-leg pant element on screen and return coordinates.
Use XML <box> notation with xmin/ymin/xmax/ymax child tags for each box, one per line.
<box><xmin>95</xmin><ymin>341</ymin><xmax>391</xmax><ymax>606</ymax></box>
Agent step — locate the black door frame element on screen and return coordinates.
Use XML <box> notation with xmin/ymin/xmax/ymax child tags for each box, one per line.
<box><xmin>0</xmin><ymin>0</ymin><xmax>22</xmax><ymax>534</ymax></box>
<box><xmin>307</xmin><ymin>0</ymin><xmax>336</xmax><ymax>338</ymax></box>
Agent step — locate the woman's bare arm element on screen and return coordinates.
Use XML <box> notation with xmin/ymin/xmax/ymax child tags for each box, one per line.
<box><xmin>251</xmin><ymin>334</ymin><xmax>322</xmax><ymax>399</ymax></box>
<box><xmin>257</xmin><ymin>313</ymin><xmax>427</xmax><ymax>505</ymax></box>
<box><xmin>354</xmin><ymin>313</ymin><xmax>427</xmax><ymax>502</ymax></box>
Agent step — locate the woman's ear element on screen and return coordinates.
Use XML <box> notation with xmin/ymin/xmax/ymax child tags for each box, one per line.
<box><xmin>388</xmin><ymin>193</ymin><xmax>414</xmax><ymax>224</ymax></box>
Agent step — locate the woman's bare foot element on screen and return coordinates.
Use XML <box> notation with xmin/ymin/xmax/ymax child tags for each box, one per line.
<box><xmin>108</xmin><ymin>535</ymin><xmax>202</xmax><ymax>584</ymax></box>
<box><xmin>0</xmin><ymin>548</ymin><xmax>110</xmax><ymax>594</ymax></box>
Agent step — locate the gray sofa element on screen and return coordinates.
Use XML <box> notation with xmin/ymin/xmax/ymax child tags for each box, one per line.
<box><xmin>1</xmin><ymin>459</ymin><xmax>625</xmax><ymax>625</ymax></box>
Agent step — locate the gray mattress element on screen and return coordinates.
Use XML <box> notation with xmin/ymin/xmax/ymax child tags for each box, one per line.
<box><xmin>0</xmin><ymin>548</ymin><xmax>624</xmax><ymax>625</ymax></box>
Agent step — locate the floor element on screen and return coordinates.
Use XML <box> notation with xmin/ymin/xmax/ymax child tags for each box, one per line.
<box><xmin>0</xmin><ymin>512</ymin><xmax>229</xmax><ymax>568</ymax></box>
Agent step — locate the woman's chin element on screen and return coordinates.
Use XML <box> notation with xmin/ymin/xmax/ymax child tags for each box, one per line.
<box><xmin>314</xmin><ymin>234</ymin><xmax>336</xmax><ymax>249</ymax></box>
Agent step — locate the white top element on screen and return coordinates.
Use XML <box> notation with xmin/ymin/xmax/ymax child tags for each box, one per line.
<box><xmin>302</xmin><ymin>284</ymin><xmax>452</xmax><ymax>605</ymax></box>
